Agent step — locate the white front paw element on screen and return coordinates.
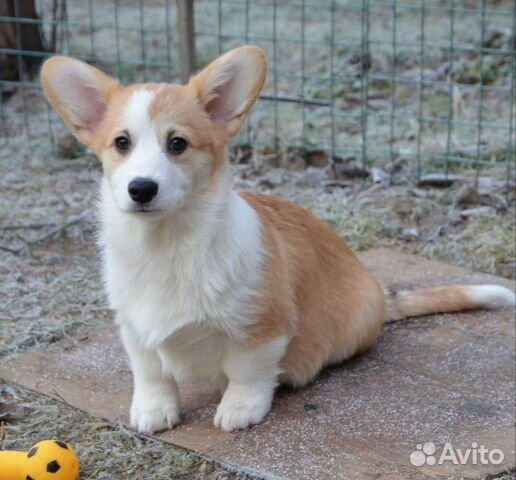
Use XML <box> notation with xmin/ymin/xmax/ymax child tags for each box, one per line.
<box><xmin>130</xmin><ymin>398</ymin><xmax>180</xmax><ymax>434</ymax></box>
<box><xmin>214</xmin><ymin>385</ymin><xmax>272</xmax><ymax>432</ymax></box>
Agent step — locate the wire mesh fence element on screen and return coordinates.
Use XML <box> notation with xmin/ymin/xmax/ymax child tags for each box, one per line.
<box><xmin>1</xmin><ymin>0</ymin><xmax>514</xmax><ymax>184</ymax></box>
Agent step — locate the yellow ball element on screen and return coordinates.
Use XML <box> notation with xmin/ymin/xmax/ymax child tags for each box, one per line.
<box><xmin>23</xmin><ymin>440</ymin><xmax>79</xmax><ymax>480</ymax></box>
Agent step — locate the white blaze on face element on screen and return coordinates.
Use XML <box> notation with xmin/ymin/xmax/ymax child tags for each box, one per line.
<box><xmin>110</xmin><ymin>89</ymin><xmax>190</xmax><ymax>214</ymax></box>
<box><xmin>123</xmin><ymin>89</ymin><xmax>155</xmax><ymax>135</ymax></box>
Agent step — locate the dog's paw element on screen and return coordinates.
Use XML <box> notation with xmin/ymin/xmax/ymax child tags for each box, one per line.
<box><xmin>130</xmin><ymin>400</ymin><xmax>180</xmax><ymax>434</ymax></box>
<box><xmin>214</xmin><ymin>386</ymin><xmax>272</xmax><ymax>432</ymax></box>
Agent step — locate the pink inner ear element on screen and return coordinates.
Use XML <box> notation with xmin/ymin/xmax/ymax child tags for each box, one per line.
<box><xmin>205</xmin><ymin>71</ymin><xmax>240</xmax><ymax>126</ymax></box>
<box><xmin>74</xmin><ymin>84</ymin><xmax>107</xmax><ymax>132</ymax></box>
<box><xmin>57</xmin><ymin>68</ymin><xmax>107</xmax><ymax>133</ymax></box>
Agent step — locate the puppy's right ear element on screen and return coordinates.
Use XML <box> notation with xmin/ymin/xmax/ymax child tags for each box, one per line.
<box><xmin>40</xmin><ymin>56</ymin><xmax>120</xmax><ymax>145</ymax></box>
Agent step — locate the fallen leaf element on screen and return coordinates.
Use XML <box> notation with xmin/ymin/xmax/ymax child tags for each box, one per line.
<box><xmin>0</xmin><ymin>402</ymin><xmax>23</xmax><ymax>421</ymax></box>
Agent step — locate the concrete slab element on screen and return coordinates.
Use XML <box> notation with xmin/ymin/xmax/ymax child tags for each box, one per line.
<box><xmin>2</xmin><ymin>249</ymin><xmax>515</xmax><ymax>479</ymax></box>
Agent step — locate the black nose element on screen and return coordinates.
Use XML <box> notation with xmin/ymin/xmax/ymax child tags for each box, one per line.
<box><xmin>128</xmin><ymin>178</ymin><xmax>159</xmax><ymax>204</ymax></box>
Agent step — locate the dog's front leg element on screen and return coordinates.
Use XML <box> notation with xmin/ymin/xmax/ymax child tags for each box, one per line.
<box><xmin>121</xmin><ymin>325</ymin><xmax>180</xmax><ymax>433</ymax></box>
<box><xmin>214</xmin><ymin>335</ymin><xmax>289</xmax><ymax>432</ymax></box>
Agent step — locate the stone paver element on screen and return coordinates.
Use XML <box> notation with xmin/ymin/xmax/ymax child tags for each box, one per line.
<box><xmin>2</xmin><ymin>249</ymin><xmax>515</xmax><ymax>479</ymax></box>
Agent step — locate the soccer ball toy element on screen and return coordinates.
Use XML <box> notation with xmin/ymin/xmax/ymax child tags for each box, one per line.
<box><xmin>0</xmin><ymin>440</ymin><xmax>79</xmax><ymax>480</ymax></box>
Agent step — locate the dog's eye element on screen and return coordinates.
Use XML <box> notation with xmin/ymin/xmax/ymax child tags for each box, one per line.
<box><xmin>115</xmin><ymin>136</ymin><xmax>131</xmax><ymax>153</ymax></box>
<box><xmin>167</xmin><ymin>137</ymin><xmax>187</xmax><ymax>155</ymax></box>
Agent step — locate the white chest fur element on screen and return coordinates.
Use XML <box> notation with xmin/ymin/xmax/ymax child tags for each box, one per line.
<box><xmin>98</xmin><ymin>178</ymin><xmax>264</xmax><ymax>356</ymax></box>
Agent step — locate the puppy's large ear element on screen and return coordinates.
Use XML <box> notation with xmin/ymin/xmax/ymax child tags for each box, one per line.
<box><xmin>40</xmin><ymin>56</ymin><xmax>120</xmax><ymax>145</ymax></box>
<box><xmin>189</xmin><ymin>46</ymin><xmax>267</xmax><ymax>139</ymax></box>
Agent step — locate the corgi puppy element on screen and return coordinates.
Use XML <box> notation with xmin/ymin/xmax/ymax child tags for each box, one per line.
<box><xmin>41</xmin><ymin>46</ymin><xmax>515</xmax><ymax>433</ymax></box>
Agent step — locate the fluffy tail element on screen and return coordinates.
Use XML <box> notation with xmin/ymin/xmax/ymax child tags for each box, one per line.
<box><xmin>386</xmin><ymin>284</ymin><xmax>515</xmax><ymax>322</ymax></box>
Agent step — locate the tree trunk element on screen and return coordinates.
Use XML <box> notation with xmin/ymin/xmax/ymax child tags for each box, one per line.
<box><xmin>0</xmin><ymin>0</ymin><xmax>46</xmax><ymax>82</ymax></box>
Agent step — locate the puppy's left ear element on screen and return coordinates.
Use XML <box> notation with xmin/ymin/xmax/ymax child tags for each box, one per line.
<box><xmin>189</xmin><ymin>46</ymin><xmax>267</xmax><ymax>139</ymax></box>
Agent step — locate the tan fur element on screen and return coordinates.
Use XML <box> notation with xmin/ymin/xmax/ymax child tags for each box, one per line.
<box><xmin>241</xmin><ymin>192</ymin><xmax>386</xmax><ymax>387</ymax></box>
<box><xmin>386</xmin><ymin>286</ymin><xmax>488</xmax><ymax>321</ymax></box>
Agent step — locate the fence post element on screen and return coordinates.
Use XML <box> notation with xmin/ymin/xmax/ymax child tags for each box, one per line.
<box><xmin>176</xmin><ymin>0</ymin><xmax>195</xmax><ymax>83</ymax></box>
